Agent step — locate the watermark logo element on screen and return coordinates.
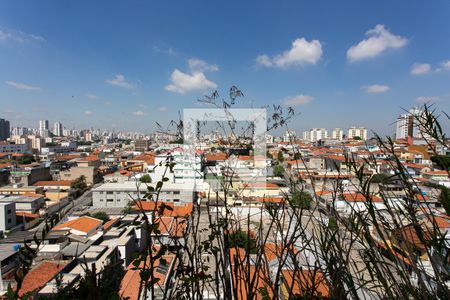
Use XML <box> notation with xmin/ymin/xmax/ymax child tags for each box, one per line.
<box><xmin>183</xmin><ymin>108</ymin><xmax>267</xmax><ymax>190</ymax></box>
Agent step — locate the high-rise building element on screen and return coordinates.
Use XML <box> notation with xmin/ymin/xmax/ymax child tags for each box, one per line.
<box><xmin>39</xmin><ymin>120</ymin><xmax>49</xmax><ymax>136</ymax></box>
<box><xmin>11</xmin><ymin>127</ymin><xmax>29</xmax><ymax>136</ymax></box>
<box><xmin>395</xmin><ymin>107</ymin><xmax>428</xmax><ymax>140</ymax></box>
<box><xmin>331</xmin><ymin>128</ymin><xmax>344</xmax><ymax>140</ymax></box>
<box><xmin>303</xmin><ymin>128</ymin><xmax>328</xmax><ymax>142</ymax></box>
<box><xmin>0</xmin><ymin>118</ymin><xmax>10</xmax><ymax>141</ymax></box>
<box><xmin>347</xmin><ymin>126</ymin><xmax>367</xmax><ymax>140</ymax></box>
<box><xmin>53</xmin><ymin>122</ymin><xmax>63</xmax><ymax>137</ymax></box>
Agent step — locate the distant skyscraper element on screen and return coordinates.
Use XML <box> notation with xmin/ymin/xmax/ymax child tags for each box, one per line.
<box><xmin>395</xmin><ymin>107</ymin><xmax>427</xmax><ymax>140</ymax></box>
<box><xmin>39</xmin><ymin>120</ymin><xmax>49</xmax><ymax>136</ymax></box>
<box><xmin>53</xmin><ymin>122</ymin><xmax>63</xmax><ymax>136</ymax></box>
<box><xmin>0</xmin><ymin>118</ymin><xmax>10</xmax><ymax>141</ymax></box>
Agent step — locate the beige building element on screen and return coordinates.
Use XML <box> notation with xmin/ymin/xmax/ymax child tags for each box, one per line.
<box><xmin>331</xmin><ymin>128</ymin><xmax>344</xmax><ymax>140</ymax></box>
<box><xmin>59</xmin><ymin>156</ymin><xmax>101</xmax><ymax>186</ymax></box>
<box><xmin>347</xmin><ymin>126</ymin><xmax>367</xmax><ymax>140</ymax></box>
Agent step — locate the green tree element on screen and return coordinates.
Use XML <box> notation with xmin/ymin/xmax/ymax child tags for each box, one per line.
<box><xmin>71</xmin><ymin>175</ymin><xmax>87</xmax><ymax>190</ymax></box>
<box><xmin>16</xmin><ymin>154</ymin><xmax>35</xmax><ymax>165</ymax></box>
<box><xmin>266</xmin><ymin>150</ymin><xmax>273</xmax><ymax>159</ymax></box>
<box><xmin>273</xmin><ymin>164</ymin><xmax>284</xmax><ymax>177</ymax></box>
<box><xmin>228</xmin><ymin>230</ymin><xmax>257</xmax><ymax>254</ymax></box>
<box><xmin>277</xmin><ymin>151</ymin><xmax>284</xmax><ymax>163</ymax></box>
<box><xmin>439</xmin><ymin>186</ymin><xmax>450</xmax><ymax>215</ymax></box>
<box><xmin>431</xmin><ymin>155</ymin><xmax>450</xmax><ymax>171</ymax></box>
<box><xmin>370</xmin><ymin>173</ymin><xmax>391</xmax><ymax>184</ymax></box>
<box><xmin>91</xmin><ymin>211</ymin><xmax>110</xmax><ymax>223</ymax></box>
<box><xmin>139</xmin><ymin>174</ymin><xmax>152</xmax><ymax>183</ymax></box>
<box><xmin>290</xmin><ymin>191</ymin><xmax>313</xmax><ymax>209</ymax></box>
<box><xmin>122</xmin><ymin>201</ymin><xmax>134</xmax><ymax>214</ymax></box>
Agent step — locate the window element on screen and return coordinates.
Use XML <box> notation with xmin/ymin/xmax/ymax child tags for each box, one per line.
<box><xmin>156</xmin><ymin>262</ymin><xmax>169</xmax><ymax>275</ymax></box>
<box><xmin>174</xmin><ymin>199</ymin><xmax>180</xmax><ymax>202</ymax></box>
<box><xmin>107</xmin><ymin>199</ymin><xmax>114</xmax><ymax>202</ymax></box>
<box><xmin>7</xmin><ymin>218</ymin><xmax>11</xmax><ymax>223</ymax></box>
<box><xmin>173</xmin><ymin>191</ymin><xmax>180</xmax><ymax>195</ymax></box>
<box><xmin>7</xmin><ymin>209</ymin><xmax>11</xmax><ymax>214</ymax></box>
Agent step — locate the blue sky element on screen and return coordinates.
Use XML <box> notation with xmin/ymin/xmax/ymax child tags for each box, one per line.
<box><xmin>0</xmin><ymin>0</ymin><xmax>449</xmax><ymax>136</ymax></box>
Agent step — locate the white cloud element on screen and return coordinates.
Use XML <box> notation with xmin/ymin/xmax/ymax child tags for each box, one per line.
<box><xmin>416</xmin><ymin>96</ymin><xmax>439</xmax><ymax>103</ymax></box>
<box><xmin>410</xmin><ymin>63</ymin><xmax>431</xmax><ymax>75</ymax></box>
<box><xmin>6</xmin><ymin>81</ymin><xmax>41</xmax><ymax>91</ymax></box>
<box><xmin>0</xmin><ymin>28</ymin><xmax>45</xmax><ymax>43</ymax></box>
<box><xmin>159</xmin><ymin>106</ymin><xmax>168</xmax><ymax>112</ymax></box>
<box><xmin>362</xmin><ymin>84</ymin><xmax>390</xmax><ymax>93</ymax></box>
<box><xmin>84</xmin><ymin>110</ymin><xmax>93</xmax><ymax>116</ymax></box>
<box><xmin>439</xmin><ymin>60</ymin><xmax>450</xmax><ymax>71</ymax></box>
<box><xmin>133</xmin><ymin>110</ymin><xmax>147</xmax><ymax>116</ymax></box>
<box><xmin>256</xmin><ymin>55</ymin><xmax>272</xmax><ymax>67</ymax></box>
<box><xmin>153</xmin><ymin>45</ymin><xmax>177</xmax><ymax>56</ymax></box>
<box><xmin>188</xmin><ymin>58</ymin><xmax>219</xmax><ymax>72</ymax></box>
<box><xmin>104</xmin><ymin>101</ymin><xmax>112</xmax><ymax>105</ymax></box>
<box><xmin>106</xmin><ymin>74</ymin><xmax>136</xmax><ymax>89</ymax></box>
<box><xmin>165</xmin><ymin>69</ymin><xmax>217</xmax><ymax>94</ymax></box>
<box><xmin>257</xmin><ymin>38</ymin><xmax>323</xmax><ymax>68</ymax></box>
<box><xmin>86</xmin><ymin>93</ymin><xmax>98</xmax><ymax>100</ymax></box>
<box><xmin>282</xmin><ymin>94</ymin><xmax>313</xmax><ymax>106</ymax></box>
<box><xmin>347</xmin><ymin>25</ymin><xmax>408</xmax><ymax>62</ymax></box>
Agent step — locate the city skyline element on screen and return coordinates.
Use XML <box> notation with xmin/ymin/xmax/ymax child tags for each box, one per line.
<box><xmin>1</xmin><ymin>1</ymin><xmax>450</xmax><ymax>134</ymax></box>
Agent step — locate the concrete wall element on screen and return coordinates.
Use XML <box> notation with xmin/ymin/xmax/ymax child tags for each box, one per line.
<box><xmin>0</xmin><ymin>202</ymin><xmax>16</xmax><ymax>231</ymax></box>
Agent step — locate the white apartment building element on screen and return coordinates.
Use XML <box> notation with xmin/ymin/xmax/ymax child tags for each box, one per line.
<box><xmin>153</xmin><ymin>147</ymin><xmax>203</xmax><ymax>183</ymax></box>
<box><xmin>347</xmin><ymin>127</ymin><xmax>367</xmax><ymax>140</ymax></box>
<box><xmin>303</xmin><ymin>128</ymin><xmax>328</xmax><ymax>142</ymax></box>
<box><xmin>40</xmin><ymin>141</ymin><xmax>77</xmax><ymax>154</ymax></box>
<box><xmin>92</xmin><ymin>181</ymin><xmax>196</xmax><ymax>207</ymax></box>
<box><xmin>331</xmin><ymin>128</ymin><xmax>344</xmax><ymax>140</ymax></box>
<box><xmin>39</xmin><ymin>120</ymin><xmax>49</xmax><ymax>136</ymax></box>
<box><xmin>28</xmin><ymin>135</ymin><xmax>46</xmax><ymax>151</ymax></box>
<box><xmin>53</xmin><ymin>122</ymin><xmax>63</xmax><ymax>137</ymax></box>
<box><xmin>395</xmin><ymin>107</ymin><xmax>430</xmax><ymax>140</ymax></box>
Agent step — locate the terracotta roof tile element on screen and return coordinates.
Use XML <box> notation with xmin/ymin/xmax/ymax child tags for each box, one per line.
<box><xmin>19</xmin><ymin>261</ymin><xmax>67</xmax><ymax>296</ymax></box>
<box><xmin>53</xmin><ymin>216</ymin><xmax>102</xmax><ymax>234</ymax></box>
<box><xmin>33</xmin><ymin>180</ymin><xmax>73</xmax><ymax>187</ymax></box>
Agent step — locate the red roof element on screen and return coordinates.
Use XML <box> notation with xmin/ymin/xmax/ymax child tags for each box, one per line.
<box><xmin>33</xmin><ymin>180</ymin><xmax>73</xmax><ymax>187</ymax></box>
<box><xmin>205</xmin><ymin>152</ymin><xmax>228</xmax><ymax>161</ymax></box>
<box><xmin>134</xmin><ymin>201</ymin><xmax>193</xmax><ymax>217</ymax></box>
<box><xmin>19</xmin><ymin>261</ymin><xmax>67</xmax><ymax>296</ymax></box>
<box><xmin>120</xmin><ymin>254</ymin><xmax>174</xmax><ymax>300</ymax></box>
<box><xmin>78</xmin><ymin>155</ymin><xmax>99</xmax><ymax>162</ymax></box>
<box><xmin>282</xmin><ymin>270</ymin><xmax>330</xmax><ymax>298</ymax></box>
<box><xmin>132</xmin><ymin>152</ymin><xmax>155</xmax><ymax>165</ymax></box>
<box><xmin>53</xmin><ymin>216</ymin><xmax>103</xmax><ymax>234</ymax></box>
<box><xmin>342</xmin><ymin>192</ymin><xmax>383</xmax><ymax>203</ymax></box>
